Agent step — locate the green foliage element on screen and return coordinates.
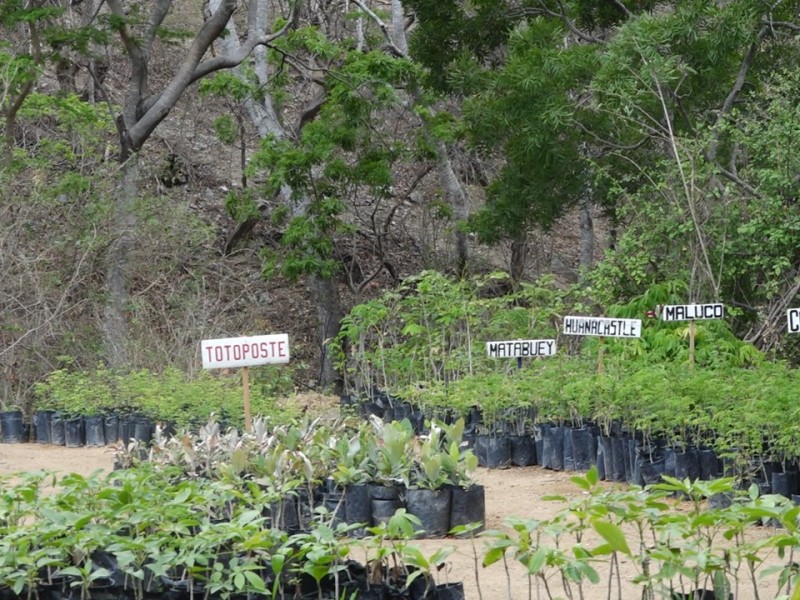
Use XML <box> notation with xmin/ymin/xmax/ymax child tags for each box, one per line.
<box><xmin>243</xmin><ymin>42</ymin><xmax>425</xmax><ymax>280</ymax></box>
<box><xmin>34</xmin><ymin>368</ymin><xmax>296</xmax><ymax>429</ymax></box>
<box><xmin>482</xmin><ymin>471</ymin><xmax>800</xmax><ymax>600</ymax></box>
<box><xmin>404</xmin><ymin>0</ymin><xmax>516</xmax><ymax>92</ymax></box>
<box><xmin>333</xmin><ymin>270</ymin><xmax>564</xmax><ymax>393</ymax></box>
<box><xmin>464</xmin><ymin>17</ymin><xmax>600</xmax><ymax>239</ymax></box>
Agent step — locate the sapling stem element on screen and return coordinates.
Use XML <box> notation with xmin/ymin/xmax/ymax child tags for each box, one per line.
<box><xmin>541</xmin><ymin>572</ymin><xmax>555</xmax><ymax>600</ymax></box>
<box><xmin>613</xmin><ymin>552</ymin><xmax>622</xmax><ymax>600</ymax></box>
<box><xmin>748</xmin><ymin>557</ymin><xmax>761</xmax><ymax>600</ymax></box>
<box><xmin>467</xmin><ymin>532</ymin><xmax>484</xmax><ymax>600</ymax></box>
<box><xmin>502</xmin><ymin>553</ymin><xmax>513</xmax><ymax>600</ymax></box>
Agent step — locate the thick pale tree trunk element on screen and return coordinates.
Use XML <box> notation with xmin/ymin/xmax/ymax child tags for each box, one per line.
<box><xmin>219</xmin><ymin>0</ymin><xmax>342</xmax><ymax>390</ymax></box>
<box><xmin>437</xmin><ymin>142</ymin><xmax>470</xmax><ymax>275</ymax></box>
<box><xmin>103</xmin><ymin>156</ymin><xmax>138</xmax><ymax>367</ymax></box>
<box><xmin>98</xmin><ymin>0</ymin><xmax>290</xmax><ymax>370</ymax></box>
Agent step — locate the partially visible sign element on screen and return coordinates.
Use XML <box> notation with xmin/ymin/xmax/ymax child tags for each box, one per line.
<box><xmin>788</xmin><ymin>308</ymin><xmax>800</xmax><ymax>333</ymax></box>
<box><xmin>486</xmin><ymin>339</ymin><xmax>556</xmax><ymax>359</ymax></box>
<box><xmin>563</xmin><ymin>316</ymin><xmax>641</xmax><ymax>338</ymax></box>
<box><xmin>660</xmin><ymin>303</ymin><xmax>724</xmax><ymax>322</ymax></box>
<box><xmin>201</xmin><ymin>334</ymin><xmax>290</xmax><ymax>369</ymax></box>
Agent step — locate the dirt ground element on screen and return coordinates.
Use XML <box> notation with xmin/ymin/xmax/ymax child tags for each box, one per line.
<box><xmin>0</xmin><ymin>444</ymin><xmax>785</xmax><ymax>600</ymax></box>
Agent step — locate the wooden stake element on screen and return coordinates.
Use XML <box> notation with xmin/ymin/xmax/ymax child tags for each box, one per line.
<box><xmin>688</xmin><ymin>320</ymin><xmax>696</xmax><ymax>368</ymax></box>
<box><xmin>242</xmin><ymin>366</ymin><xmax>252</xmax><ymax>433</ymax></box>
<box><xmin>598</xmin><ymin>337</ymin><xmax>605</xmax><ymax>374</ymax></box>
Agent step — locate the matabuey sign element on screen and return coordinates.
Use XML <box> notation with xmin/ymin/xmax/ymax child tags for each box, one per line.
<box><xmin>788</xmin><ymin>308</ymin><xmax>800</xmax><ymax>333</ymax></box>
<box><xmin>660</xmin><ymin>303</ymin><xmax>725</xmax><ymax>322</ymax></box>
<box><xmin>486</xmin><ymin>339</ymin><xmax>556</xmax><ymax>358</ymax></box>
<box><xmin>201</xmin><ymin>334</ymin><xmax>290</xmax><ymax>369</ymax></box>
<box><xmin>562</xmin><ymin>316</ymin><xmax>642</xmax><ymax>338</ymax></box>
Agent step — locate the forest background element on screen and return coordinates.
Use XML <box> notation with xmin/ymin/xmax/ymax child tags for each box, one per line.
<box><xmin>4</xmin><ymin>0</ymin><xmax>800</xmax><ymax>411</ymax></box>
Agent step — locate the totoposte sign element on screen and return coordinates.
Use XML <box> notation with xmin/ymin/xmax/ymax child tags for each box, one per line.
<box><xmin>201</xmin><ymin>334</ymin><xmax>290</xmax><ymax>369</ymax></box>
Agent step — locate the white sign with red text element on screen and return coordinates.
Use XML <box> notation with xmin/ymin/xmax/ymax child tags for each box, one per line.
<box><xmin>201</xmin><ymin>334</ymin><xmax>290</xmax><ymax>369</ymax></box>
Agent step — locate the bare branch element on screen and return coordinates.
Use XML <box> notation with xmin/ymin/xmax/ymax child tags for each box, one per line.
<box><xmin>350</xmin><ymin>0</ymin><xmax>409</xmax><ymax>57</ymax></box>
<box><xmin>537</xmin><ymin>0</ymin><xmax>604</xmax><ymax>44</ymax></box>
<box><xmin>706</xmin><ymin>26</ymin><xmax>768</xmax><ymax>162</ymax></box>
<box><xmin>605</xmin><ymin>0</ymin><xmax>632</xmax><ymax>18</ymax></box>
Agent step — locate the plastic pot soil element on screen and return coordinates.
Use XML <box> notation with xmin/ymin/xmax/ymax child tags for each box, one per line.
<box><xmin>698</xmin><ymin>448</ymin><xmax>720</xmax><ymax>480</ymax></box>
<box><xmin>610</xmin><ymin>437</ymin><xmax>627</xmax><ymax>482</ymax></box>
<box><xmin>636</xmin><ymin>453</ymin><xmax>666</xmax><ymax>485</ymax></box>
<box><xmin>339</xmin><ymin>583</ymin><xmax>386</xmax><ymax>600</ymax></box>
<box><xmin>405</xmin><ymin>487</ymin><xmax>452</xmax><ymax>537</ymax></box>
<box><xmin>133</xmin><ymin>417</ymin><xmax>153</xmax><ymax>444</ymax></box>
<box><xmin>674</xmin><ymin>448</ymin><xmax>700</xmax><ymax>480</ymax></box>
<box><xmin>562</xmin><ymin>427</ymin><xmax>575</xmax><ymax>471</ymax></box>
<box><xmin>533</xmin><ymin>424</ymin><xmax>549</xmax><ymax>467</ymax></box>
<box><xmin>371</xmin><ymin>497</ymin><xmax>403</xmax><ymax>526</ymax></box>
<box><xmin>33</xmin><ymin>411</ymin><xmax>52</xmax><ymax>444</ymax></box>
<box><xmin>84</xmin><ymin>415</ymin><xmax>106</xmax><ymax>447</ymax></box>
<box><xmin>623</xmin><ymin>436</ymin><xmax>634</xmax><ymax>483</ymax></box>
<box><xmin>0</xmin><ymin>410</ymin><xmax>24</xmax><ymax>443</ymax></box>
<box><xmin>450</xmin><ymin>484</ymin><xmax>485</xmax><ymax>532</ymax></box>
<box><xmin>270</xmin><ymin>497</ymin><xmax>300</xmax><ymax>531</ymax></box>
<box><xmin>664</xmin><ymin>448</ymin><xmax>677</xmax><ymax>478</ymax></box>
<box><xmin>64</xmin><ymin>416</ymin><xmax>85</xmax><ymax>448</ymax></box>
<box><xmin>509</xmin><ymin>434</ymin><xmax>536</xmax><ymax>466</ymax></box>
<box><xmin>50</xmin><ymin>414</ymin><xmax>66</xmax><ymax>446</ymax></box>
<box><xmin>345</xmin><ymin>484</ymin><xmax>371</xmax><ymax>531</ymax></box>
<box><xmin>369</xmin><ymin>483</ymin><xmax>402</xmax><ymax>500</ymax></box>
<box><xmin>543</xmin><ymin>426</ymin><xmax>565</xmax><ymax>471</ymax></box>
<box><xmin>598</xmin><ymin>436</ymin><xmax>613</xmax><ymax>480</ymax></box>
<box><xmin>323</xmin><ymin>489</ymin><xmax>346</xmax><ymax>525</ymax></box>
<box><xmin>596</xmin><ymin>440</ymin><xmax>606</xmax><ymax>480</ymax></box>
<box><xmin>474</xmin><ymin>435</ymin><xmax>512</xmax><ymax>469</ymax></box>
<box><xmin>435</xmin><ymin>582</ymin><xmax>465</xmax><ymax>600</ymax></box>
<box><xmin>772</xmin><ymin>471</ymin><xmax>798</xmax><ymax>498</ymax></box>
<box><xmin>571</xmin><ymin>428</ymin><xmax>593</xmax><ymax>472</ymax></box>
<box><xmin>119</xmin><ymin>416</ymin><xmax>133</xmax><ymax>446</ymax></box>
<box><xmin>104</xmin><ymin>414</ymin><xmax>120</xmax><ymax>445</ymax></box>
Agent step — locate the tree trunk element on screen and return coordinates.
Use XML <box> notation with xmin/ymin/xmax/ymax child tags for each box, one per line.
<box><xmin>579</xmin><ymin>196</ymin><xmax>594</xmax><ymax>283</ymax></box>
<box><xmin>103</xmin><ymin>156</ymin><xmax>138</xmax><ymax>368</ymax></box>
<box><xmin>437</xmin><ymin>142</ymin><xmax>470</xmax><ymax>276</ymax></box>
<box><xmin>510</xmin><ymin>234</ymin><xmax>527</xmax><ymax>284</ymax></box>
<box><xmin>310</xmin><ymin>273</ymin><xmax>343</xmax><ymax>390</ymax></box>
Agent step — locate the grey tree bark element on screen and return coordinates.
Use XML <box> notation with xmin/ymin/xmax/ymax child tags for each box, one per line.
<box><xmin>100</xmin><ymin>0</ymin><xmax>292</xmax><ymax>368</ymax></box>
<box><xmin>578</xmin><ymin>195</ymin><xmax>594</xmax><ymax>283</ymax></box>
<box><xmin>354</xmin><ymin>0</ymin><xmax>472</xmax><ymax>273</ymax></box>
<box><xmin>215</xmin><ymin>0</ymin><xmax>342</xmax><ymax>389</ymax></box>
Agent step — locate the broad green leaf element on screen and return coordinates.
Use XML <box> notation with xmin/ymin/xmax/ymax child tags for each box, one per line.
<box><xmin>591</xmin><ymin>519</ymin><xmax>631</xmax><ymax>556</ymax></box>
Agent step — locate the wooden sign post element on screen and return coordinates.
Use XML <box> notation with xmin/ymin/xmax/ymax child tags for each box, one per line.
<box><xmin>201</xmin><ymin>333</ymin><xmax>290</xmax><ymax>432</ymax></box>
<box><xmin>562</xmin><ymin>316</ymin><xmax>642</xmax><ymax>373</ymax></box>
<box><xmin>659</xmin><ymin>303</ymin><xmax>724</xmax><ymax>367</ymax></box>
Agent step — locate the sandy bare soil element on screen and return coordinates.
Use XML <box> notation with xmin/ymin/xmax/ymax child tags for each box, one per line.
<box><xmin>0</xmin><ymin>444</ymin><xmax>784</xmax><ymax>600</ymax></box>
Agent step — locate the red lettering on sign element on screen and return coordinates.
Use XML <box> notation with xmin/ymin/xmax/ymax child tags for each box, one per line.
<box><xmin>278</xmin><ymin>341</ymin><xmax>286</xmax><ymax>357</ymax></box>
